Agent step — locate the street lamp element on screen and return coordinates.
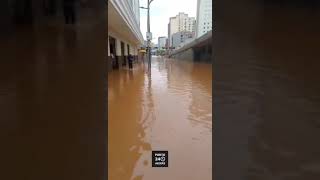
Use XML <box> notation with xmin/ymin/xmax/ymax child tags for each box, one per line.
<box><xmin>140</xmin><ymin>0</ymin><xmax>155</xmax><ymax>72</ymax></box>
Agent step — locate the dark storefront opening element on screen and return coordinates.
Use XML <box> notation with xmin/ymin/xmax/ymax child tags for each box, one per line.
<box><xmin>109</xmin><ymin>36</ymin><xmax>118</xmax><ymax>69</ymax></box>
<box><xmin>127</xmin><ymin>44</ymin><xmax>130</xmax><ymax>64</ymax></box>
<box><xmin>121</xmin><ymin>41</ymin><xmax>126</xmax><ymax>66</ymax></box>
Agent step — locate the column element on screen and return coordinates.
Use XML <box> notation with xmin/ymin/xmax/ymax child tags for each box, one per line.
<box><xmin>129</xmin><ymin>44</ymin><xmax>133</xmax><ymax>55</ymax></box>
<box><xmin>116</xmin><ymin>38</ymin><xmax>122</xmax><ymax>66</ymax></box>
<box><xmin>116</xmin><ymin>38</ymin><xmax>121</xmax><ymax>56</ymax></box>
<box><xmin>107</xmin><ymin>36</ymin><xmax>112</xmax><ymax>71</ymax></box>
<box><xmin>107</xmin><ymin>36</ymin><xmax>110</xmax><ymax>56</ymax></box>
<box><xmin>134</xmin><ymin>46</ymin><xmax>138</xmax><ymax>61</ymax></box>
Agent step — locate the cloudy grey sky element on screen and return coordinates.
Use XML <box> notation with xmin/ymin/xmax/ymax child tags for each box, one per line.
<box><xmin>139</xmin><ymin>0</ymin><xmax>198</xmax><ymax>44</ymax></box>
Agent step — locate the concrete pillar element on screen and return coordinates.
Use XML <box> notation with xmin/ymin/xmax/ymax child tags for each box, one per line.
<box><xmin>131</xmin><ymin>45</ymin><xmax>134</xmax><ymax>55</ymax></box>
<box><xmin>133</xmin><ymin>46</ymin><xmax>137</xmax><ymax>61</ymax></box>
<box><xmin>122</xmin><ymin>42</ymin><xmax>128</xmax><ymax>66</ymax></box>
<box><xmin>107</xmin><ymin>36</ymin><xmax>110</xmax><ymax>56</ymax></box>
<box><xmin>127</xmin><ymin>43</ymin><xmax>132</xmax><ymax>55</ymax></box>
<box><xmin>132</xmin><ymin>46</ymin><xmax>136</xmax><ymax>55</ymax></box>
<box><xmin>115</xmin><ymin>38</ymin><xmax>121</xmax><ymax>56</ymax></box>
<box><xmin>107</xmin><ymin>36</ymin><xmax>112</xmax><ymax>71</ymax></box>
<box><xmin>129</xmin><ymin>44</ymin><xmax>133</xmax><ymax>55</ymax></box>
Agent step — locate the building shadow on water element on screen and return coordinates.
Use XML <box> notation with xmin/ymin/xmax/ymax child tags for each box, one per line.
<box><xmin>0</xmin><ymin>1</ymin><xmax>107</xmax><ymax>180</ymax></box>
<box><xmin>247</xmin><ymin>2</ymin><xmax>320</xmax><ymax>179</ymax></box>
<box><xmin>214</xmin><ymin>0</ymin><xmax>320</xmax><ymax>179</ymax></box>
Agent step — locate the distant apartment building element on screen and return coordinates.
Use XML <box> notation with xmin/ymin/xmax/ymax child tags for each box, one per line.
<box><xmin>196</xmin><ymin>0</ymin><xmax>212</xmax><ymax>38</ymax></box>
<box><xmin>168</xmin><ymin>12</ymin><xmax>196</xmax><ymax>47</ymax></box>
<box><xmin>108</xmin><ymin>0</ymin><xmax>143</xmax><ymax>71</ymax></box>
<box><xmin>171</xmin><ymin>31</ymin><xmax>194</xmax><ymax>48</ymax></box>
<box><xmin>158</xmin><ymin>36</ymin><xmax>167</xmax><ymax>49</ymax></box>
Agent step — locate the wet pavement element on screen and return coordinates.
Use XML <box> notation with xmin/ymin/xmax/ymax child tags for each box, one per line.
<box><xmin>108</xmin><ymin>57</ymin><xmax>212</xmax><ymax>180</ymax></box>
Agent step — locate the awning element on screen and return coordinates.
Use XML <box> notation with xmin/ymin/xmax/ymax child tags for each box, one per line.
<box><xmin>139</xmin><ymin>50</ymin><xmax>146</xmax><ymax>53</ymax></box>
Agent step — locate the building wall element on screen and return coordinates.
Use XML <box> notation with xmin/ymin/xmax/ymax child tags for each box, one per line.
<box><xmin>196</xmin><ymin>0</ymin><xmax>212</xmax><ymax>38</ymax></box>
<box><xmin>168</xmin><ymin>23</ymin><xmax>170</xmax><ymax>46</ymax></box>
<box><xmin>172</xmin><ymin>31</ymin><xmax>194</xmax><ymax>48</ymax></box>
<box><xmin>172</xmin><ymin>32</ymin><xmax>181</xmax><ymax>48</ymax></box>
<box><xmin>108</xmin><ymin>0</ymin><xmax>143</xmax><ymax>71</ymax></box>
<box><xmin>185</xmin><ymin>17</ymin><xmax>196</xmax><ymax>32</ymax></box>
<box><xmin>178</xmin><ymin>13</ymin><xmax>195</xmax><ymax>32</ymax></box>
<box><xmin>178</xmin><ymin>13</ymin><xmax>186</xmax><ymax>31</ymax></box>
<box><xmin>169</xmin><ymin>42</ymin><xmax>212</xmax><ymax>63</ymax></box>
<box><xmin>168</xmin><ymin>12</ymin><xmax>196</xmax><ymax>47</ymax></box>
<box><xmin>132</xmin><ymin>0</ymin><xmax>140</xmax><ymax>27</ymax></box>
<box><xmin>109</xmin><ymin>0</ymin><xmax>143</xmax><ymax>43</ymax></box>
<box><xmin>127</xmin><ymin>0</ymin><xmax>140</xmax><ymax>23</ymax></box>
<box><xmin>108</xmin><ymin>29</ymin><xmax>140</xmax><ymax>70</ymax></box>
<box><xmin>169</xmin><ymin>16</ymin><xmax>179</xmax><ymax>46</ymax></box>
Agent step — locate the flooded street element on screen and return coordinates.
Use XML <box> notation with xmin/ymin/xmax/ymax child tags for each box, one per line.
<box><xmin>108</xmin><ymin>57</ymin><xmax>212</xmax><ymax>180</ymax></box>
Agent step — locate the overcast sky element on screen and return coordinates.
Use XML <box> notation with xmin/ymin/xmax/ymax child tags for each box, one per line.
<box><xmin>139</xmin><ymin>0</ymin><xmax>197</xmax><ymax>44</ymax></box>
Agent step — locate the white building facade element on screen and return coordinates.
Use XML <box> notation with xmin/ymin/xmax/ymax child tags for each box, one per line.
<box><xmin>196</xmin><ymin>0</ymin><xmax>212</xmax><ymax>38</ymax></box>
<box><xmin>108</xmin><ymin>0</ymin><xmax>144</xmax><ymax>71</ymax></box>
<box><xmin>168</xmin><ymin>12</ymin><xmax>196</xmax><ymax>47</ymax></box>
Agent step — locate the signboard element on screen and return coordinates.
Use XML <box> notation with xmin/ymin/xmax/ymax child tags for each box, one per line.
<box><xmin>146</xmin><ymin>32</ymin><xmax>152</xmax><ymax>40</ymax></box>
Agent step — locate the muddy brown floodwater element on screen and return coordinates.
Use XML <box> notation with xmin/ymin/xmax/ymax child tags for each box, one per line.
<box><xmin>108</xmin><ymin>57</ymin><xmax>212</xmax><ymax>180</ymax></box>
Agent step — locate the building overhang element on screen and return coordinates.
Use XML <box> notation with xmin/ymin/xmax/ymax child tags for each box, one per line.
<box><xmin>108</xmin><ymin>0</ymin><xmax>144</xmax><ymax>45</ymax></box>
<box><xmin>169</xmin><ymin>30</ymin><xmax>212</xmax><ymax>56</ymax></box>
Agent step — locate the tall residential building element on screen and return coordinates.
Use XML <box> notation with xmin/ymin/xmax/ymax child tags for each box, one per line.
<box><xmin>196</xmin><ymin>0</ymin><xmax>212</xmax><ymax>38</ymax></box>
<box><xmin>168</xmin><ymin>12</ymin><xmax>196</xmax><ymax>47</ymax></box>
<box><xmin>158</xmin><ymin>36</ymin><xmax>167</xmax><ymax>49</ymax></box>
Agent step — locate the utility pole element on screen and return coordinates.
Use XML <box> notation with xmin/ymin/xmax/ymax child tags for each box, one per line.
<box><xmin>140</xmin><ymin>0</ymin><xmax>154</xmax><ymax>72</ymax></box>
<box><xmin>147</xmin><ymin>1</ymin><xmax>151</xmax><ymax>71</ymax></box>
